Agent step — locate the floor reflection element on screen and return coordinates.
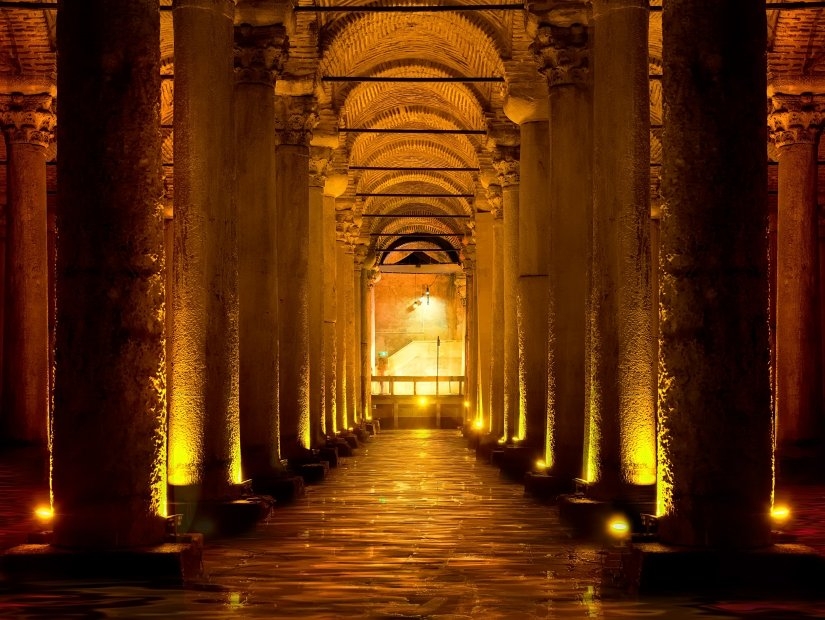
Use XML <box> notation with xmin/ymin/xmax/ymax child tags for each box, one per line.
<box><xmin>1</xmin><ymin>430</ymin><xmax>824</xmax><ymax>618</ymax></box>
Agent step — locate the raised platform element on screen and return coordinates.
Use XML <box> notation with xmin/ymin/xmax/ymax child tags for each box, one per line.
<box><xmin>524</xmin><ymin>472</ymin><xmax>575</xmax><ymax>501</ymax></box>
<box><xmin>622</xmin><ymin>542</ymin><xmax>825</xmax><ymax>594</ymax></box>
<box><xmin>1</xmin><ymin>535</ymin><xmax>203</xmax><ymax>584</ymax></box>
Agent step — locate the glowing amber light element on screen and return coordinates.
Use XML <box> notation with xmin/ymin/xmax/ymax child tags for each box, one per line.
<box><xmin>34</xmin><ymin>505</ymin><xmax>54</xmax><ymax>522</ymax></box>
<box><xmin>607</xmin><ymin>515</ymin><xmax>630</xmax><ymax>538</ymax></box>
<box><xmin>464</xmin><ymin>400</ymin><xmax>470</xmax><ymax>408</ymax></box>
<box><xmin>771</xmin><ymin>504</ymin><xmax>791</xmax><ymax>524</ymax></box>
<box><xmin>418</xmin><ymin>396</ymin><xmax>428</xmax><ymax>407</ymax></box>
<box><xmin>535</xmin><ymin>459</ymin><xmax>547</xmax><ymax>471</ymax></box>
<box><xmin>473</xmin><ymin>419</ymin><xmax>484</xmax><ymax>430</ymax></box>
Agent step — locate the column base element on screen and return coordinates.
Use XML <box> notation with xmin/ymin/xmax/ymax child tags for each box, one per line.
<box><xmin>558</xmin><ymin>489</ymin><xmax>656</xmax><ymax>540</ymax></box>
<box><xmin>1</xmin><ymin>535</ymin><xmax>204</xmax><ymax>584</ymax></box>
<box><xmin>250</xmin><ymin>472</ymin><xmax>306</xmax><ymax>504</ymax></box>
<box><xmin>617</xmin><ymin>542</ymin><xmax>825</xmax><ymax>595</ymax></box>
<box><xmin>524</xmin><ymin>472</ymin><xmax>575</xmax><ymax>501</ymax></box>
<box><xmin>168</xmin><ymin>483</ymin><xmax>273</xmax><ymax>537</ymax></box>
<box><xmin>497</xmin><ymin>445</ymin><xmax>541</xmax><ymax>481</ymax></box>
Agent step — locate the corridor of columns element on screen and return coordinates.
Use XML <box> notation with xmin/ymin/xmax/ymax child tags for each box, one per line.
<box><xmin>2</xmin><ymin>0</ymin><xmax>825</xmax><ymax>607</ymax></box>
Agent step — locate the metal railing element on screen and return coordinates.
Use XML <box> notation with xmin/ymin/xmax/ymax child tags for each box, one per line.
<box><xmin>371</xmin><ymin>375</ymin><xmax>464</xmax><ymax>396</ymax></box>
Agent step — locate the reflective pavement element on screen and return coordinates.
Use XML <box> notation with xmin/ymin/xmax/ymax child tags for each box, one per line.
<box><xmin>1</xmin><ymin>430</ymin><xmax>825</xmax><ymax>618</ymax></box>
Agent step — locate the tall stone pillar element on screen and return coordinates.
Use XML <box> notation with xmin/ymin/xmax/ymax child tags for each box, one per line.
<box><xmin>587</xmin><ymin>0</ymin><xmax>655</xmax><ymax>499</ymax></box>
<box><xmin>363</xmin><ymin>263</ymin><xmax>380</xmax><ymax>421</ymax></box>
<box><xmin>353</xmin><ymin>244</ymin><xmax>367</xmax><ymax>423</ymax></box>
<box><xmin>170</xmin><ymin>0</ymin><xmax>241</xmax><ymax>499</ymax></box>
<box><xmin>53</xmin><ymin>0</ymin><xmax>167</xmax><ymax>547</ymax></box>
<box><xmin>533</xmin><ymin>14</ymin><xmax>591</xmax><ymax>480</ymax></box>
<box><xmin>463</xmin><ymin>245</ymin><xmax>479</xmax><ymax>424</ymax></box>
<box><xmin>334</xmin><ymin>220</ymin><xmax>351</xmax><ymax>431</ymax></box>
<box><xmin>492</xmin><ymin>148</ymin><xmax>520</xmax><ymax>441</ymax></box>
<box><xmin>323</xmin><ymin>173</ymin><xmax>347</xmax><ymax>436</ymax></box>
<box><xmin>658</xmin><ymin>1</ymin><xmax>772</xmax><ymax>548</ymax></box>
<box><xmin>274</xmin><ymin>94</ymin><xmax>317</xmax><ymax>453</ymax></box>
<box><xmin>235</xmin><ymin>23</ymin><xmax>287</xmax><ymax>482</ymax></box>
<box><xmin>475</xmin><ymin>211</ymin><xmax>494</xmax><ymax>429</ymax></box>
<box><xmin>0</xmin><ymin>93</ymin><xmax>54</xmax><ymax>445</ymax></box>
<box><xmin>487</xmin><ymin>186</ymin><xmax>505</xmax><ymax>437</ymax></box>
<box><xmin>308</xmin><ymin>146</ymin><xmax>331</xmax><ymax>444</ymax></box>
<box><xmin>768</xmin><ymin>94</ymin><xmax>824</xmax><ymax>470</ymax></box>
<box><xmin>345</xmin><ymin>244</ymin><xmax>358</xmax><ymax>426</ymax></box>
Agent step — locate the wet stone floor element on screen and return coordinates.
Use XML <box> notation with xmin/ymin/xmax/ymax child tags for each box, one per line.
<box><xmin>1</xmin><ymin>429</ymin><xmax>825</xmax><ymax>618</ymax></box>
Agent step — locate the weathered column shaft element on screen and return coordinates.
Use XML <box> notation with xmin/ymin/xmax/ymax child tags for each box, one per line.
<box><xmin>170</xmin><ymin>0</ymin><xmax>240</xmax><ymax>498</ymax></box>
<box><xmin>53</xmin><ymin>0</ymin><xmax>166</xmax><ymax>547</ymax></box>
<box><xmin>588</xmin><ymin>0</ymin><xmax>655</xmax><ymax>496</ymax></box>
<box><xmin>322</xmin><ymin>192</ymin><xmax>339</xmax><ymax>435</ymax></box>
<box><xmin>534</xmin><ymin>19</ymin><xmax>591</xmax><ymax>477</ymax></box>
<box><xmin>274</xmin><ymin>95</ymin><xmax>316</xmax><ymax>452</ymax></box>
<box><xmin>518</xmin><ymin>119</ymin><xmax>551</xmax><ymax>447</ymax></box>
<box><xmin>345</xmin><ymin>249</ymin><xmax>358</xmax><ymax>425</ymax></box>
<box><xmin>465</xmin><ymin>260</ymin><xmax>479</xmax><ymax>423</ymax></box>
<box><xmin>769</xmin><ymin>94</ymin><xmax>823</xmax><ymax>461</ymax></box>
<box><xmin>308</xmin><ymin>147</ymin><xmax>330</xmax><ymax>444</ymax></box>
<box><xmin>362</xmin><ymin>266</ymin><xmax>379</xmax><ymax>421</ymax></box>
<box><xmin>335</xmin><ymin>236</ymin><xmax>350</xmax><ymax>431</ymax></box>
<box><xmin>475</xmin><ymin>212</ymin><xmax>494</xmax><ymax>428</ymax></box>
<box><xmin>235</xmin><ymin>24</ymin><xmax>285</xmax><ymax>478</ymax></box>
<box><xmin>353</xmin><ymin>249</ymin><xmax>365</xmax><ymax>422</ymax></box>
<box><xmin>488</xmin><ymin>190</ymin><xmax>505</xmax><ymax>436</ymax></box>
<box><xmin>494</xmin><ymin>150</ymin><xmax>520</xmax><ymax>440</ymax></box>
<box><xmin>1</xmin><ymin>94</ymin><xmax>53</xmax><ymax>444</ymax></box>
<box><xmin>658</xmin><ymin>1</ymin><xmax>772</xmax><ymax>548</ymax></box>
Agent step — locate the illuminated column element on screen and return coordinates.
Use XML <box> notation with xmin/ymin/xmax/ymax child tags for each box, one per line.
<box><xmin>475</xmin><ymin>210</ymin><xmax>494</xmax><ymax>428</ymax></box>
<box><xmin>462</xmin><ymin>245</ymin><xmax>479</xmax><ymax>423</ymax></box>
<box><xmin>362</xmin><ymin>263</ymin><xmax>380</xmax><ymax>421</ymax></box>
<box><xmin>504</xmin><ymin>87</ymin><xmax>551</xmax><ymax>447</ymax></box>
<box><xmin>308</xmin><ymin>146</ymin><xmax>331</xmax><ymax>444</ymax></box>
<box><xmin>658</xmin><ymin>1</ymin><xmax>771</xmax><ymax>547</ymax></box>
<box><xmin>274</xmin><ymin>94</ymin><xmax>317</xmax><ymax>451</ymax></box>
<box><xmin>768</xmin><ymin>94</ymin><xmax>824</xmax><ymax>470</ymax></box>
<box><xmin>170</xmin><ymin>0</ymin><xmax>241</xmax><ymax>498</ymax></box>
<box><xmin>323</xmin><ymin>173</ymin><xmax>347</xmax><ymax>435</ymax></box>
<box><xmin>492</xmin><ymin>147</ymin><xmax>520</xmax><ymax>441</ymax></box>
<box><xmin>53</xmin><ymin>0</ymin><xmax>167</xmax><ymax>546</ymax></box>
<box><xmin>353</xmin><ymin>243</ymin><xmax>367</xmax><ymax>423</ymax></box>
<box><xmin>334</xmin><ymin>219</ymin><xmax>351</xmax><ymax>431</ymax></box>
<box><xmin>533</xmin><ymin>16</ymin><xmax>591</xmax><ymax>479</ymax></box>
<box><xmin>344</xmin><ymin>243</ymin><xmax>358</xmax><ymax>426</ymax></box>
<box><xmin>587</xmin><ymin>0</ymin><xmax>655</xmax><ymax>498</ymax></box>
<box><xmin>0</xmin><ymin>93</ymin><xmax>54</xmax><ymax>444</ymax></box>
<box><xmin>487</xmin><ymin>186</ymin><xmax>505</xmax><ymax>436</ymax></box>
<box><xmin>235</xmin><ymin>23</ymin><xmax>286</xmax><ymax>480</ymax></box>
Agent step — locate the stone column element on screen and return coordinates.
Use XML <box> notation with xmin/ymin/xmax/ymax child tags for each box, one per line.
<box><xmin>587</xmin><ymin>0</ymin><xmax>655</xmax><ymax>499</ymax></box>
<box><xmin>170</xmin><ymin>0</ymin><xmax>241</xmax><ymax>500</ymax></box>
<box><xmin>487</xmin><ymin>186</ymin><xmax>505</xmax><ymax>437</ymax></box>
<box><xmin>363</xmin><ymin>263</ymin><xmax>380</xmax><ymax>421</ymax></box>
<box><xmin>492</xmin><ymin>148</ymin><xmax>520</xmax><ymax>441</ymax></box>
<box><xmin>353</xmin><ymin>244</ymin><xmax>367</xmax><ymax>423</ymax></box>
<box><xmin>462</xmin><ymin>245</ymin><xmax>479</xmax><ymax>424</ymax></box>
<box><xmin>658</xmin><ymin>1</ymin><xmax>772</xmax><ymax>548</ymax></box>
<box><xmin>334</xmin><ymin>218</ymin><xmax>351</xmax><ymax>431</ymax></box>
<box><xmin>309</xmin><ymin>146</ymin><xmax>331</xmax><ymax>444</ymax></box>
<box><xmin>345</xmin><ymin>244</ymin><xmax>358</xmax><ymax>426</ymax></box>
<box><xmin>274</xmin><ymin>94</ymin><xmax>317</xmax><ymax>453</ymax></box>
<box><xmin>235</xmin><ymin>23</ymin><xmax>287</xmax><ymax>482</ymax></box>
<box><xmin>475</xmin><ymin>211</ymin><xmax>494</xmax><ymax>429</ymax></box>
<box><xmin>323</xmin><ymin>173</ymin><xmax>347</xmax><ymax>436</ymax></box>
<box><xmin>0</xmin><ymin>93</ymin><xmax>54</xmax><ymax>445</ymax></box>
<box><xmin>53</xmin><ymin>0</ymin><xmax>167</xmax><ymax>547</ymax></box>
<box><xmin>768</xmin><ymin>94</ymin><xmax>824</xmax><ymax>470</ymax></box>
<box><xmin>533</xmin><ymin>15</ymin><xmax>591</xmax><ymax>480</ymax></box>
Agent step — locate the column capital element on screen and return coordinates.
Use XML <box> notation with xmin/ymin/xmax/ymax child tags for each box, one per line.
<box><xmin>353</xmin><ymin>243</ymin><xmax>370</xmax><ymax>266</ymax></box>
<box><xmin>336</xmin><ymin>207</ymin><xmax>360</xmax><ymax>246</ymax></box>
<box><xmin>532</xmin><ymin>23</ymin><xmax>589</xmax><ymax>89</ymax></box>
<box><xmin>366</xmin><ymin>266</ymin><xmax>381</xmax><ymax>287</ymax></box>
<box><xmin>0</xmin><ymin>93</ymin><xmax>55</xmax><ymax>147</ymax></box>
<box><xmin>234</xmin><ymin>24</ymin><xmax>288</xmax><ymax>86</ymax></box>
<box><xmin>769</xmin><ymin>93</ymin><xmax>824</xmax><ymax>147</ymax></box>
<box><xmin>491</xmin><ymin>146</ymin><xmax>520</xmax><ymax>186</ymax></box>
<box><xmin>309</xmin><ymin>145</ymin><xmax>332</xmax><ymax>188</ymax></box>
<box><xmin>461</xmin><ymin>243</ymin><xmax>477</xmax><ymax>271</ymax></box>
<box><xmin>486</xmin><ymin>183</ymin><xmax>504</xmax><ymax>219</ymax></box>
<box><xmin>274</xmin><ymin>95</ymin><xmax>318</xmax><ymax>146</ymax></box>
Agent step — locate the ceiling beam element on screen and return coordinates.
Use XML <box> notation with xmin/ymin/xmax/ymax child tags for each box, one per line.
<box><xmin>294</xmin><ymin>3</ymin><xmax>524</xmax><ymax>12</ymax></box>
<box><xmin>323</xmin><ymin>76</ymin><xmax>504</xmax><ymax>83</ymax></box>
<box><xmin>356</xmin><ymin>192</ymin><xmax>474</xmax><ymax>198</ymax></box>
<box><xmin>362</xmin><ymin>214</ymin><xmax>471</xmax><ymax>218</ymax></box>
<box><xmin>350</xmin><ymin>166</ymin><xmax>479</xmax><ymax>171</ymax></box>
<box><xmin>340</xmin><ymin>128</ymin><xmax>486</xmax><ymax>135</ymax></box>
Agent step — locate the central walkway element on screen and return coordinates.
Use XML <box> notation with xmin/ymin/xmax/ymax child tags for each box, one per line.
<box><xmin>3</xmin><ymin>430</ymin><xmax>825</xmax><ymax>618</ymax></box>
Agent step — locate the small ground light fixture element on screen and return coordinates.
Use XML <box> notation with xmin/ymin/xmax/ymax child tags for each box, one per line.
<box><xmin>607</xmin><ymin>514</ymin><xmax>631</xmax><ymax>540</ymax></box>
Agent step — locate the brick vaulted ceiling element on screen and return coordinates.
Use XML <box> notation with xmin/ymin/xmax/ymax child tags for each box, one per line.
<box><xmin>0</xmin><ymin>0</ymin><xmax>822</xmax><ymax>264</ymax></box>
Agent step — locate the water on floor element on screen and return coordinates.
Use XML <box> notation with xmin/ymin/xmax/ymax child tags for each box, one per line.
<box><xmin>1</xmin><ymin>430</ymin><xmax>824</xmax><ymax>619</ymax></box>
